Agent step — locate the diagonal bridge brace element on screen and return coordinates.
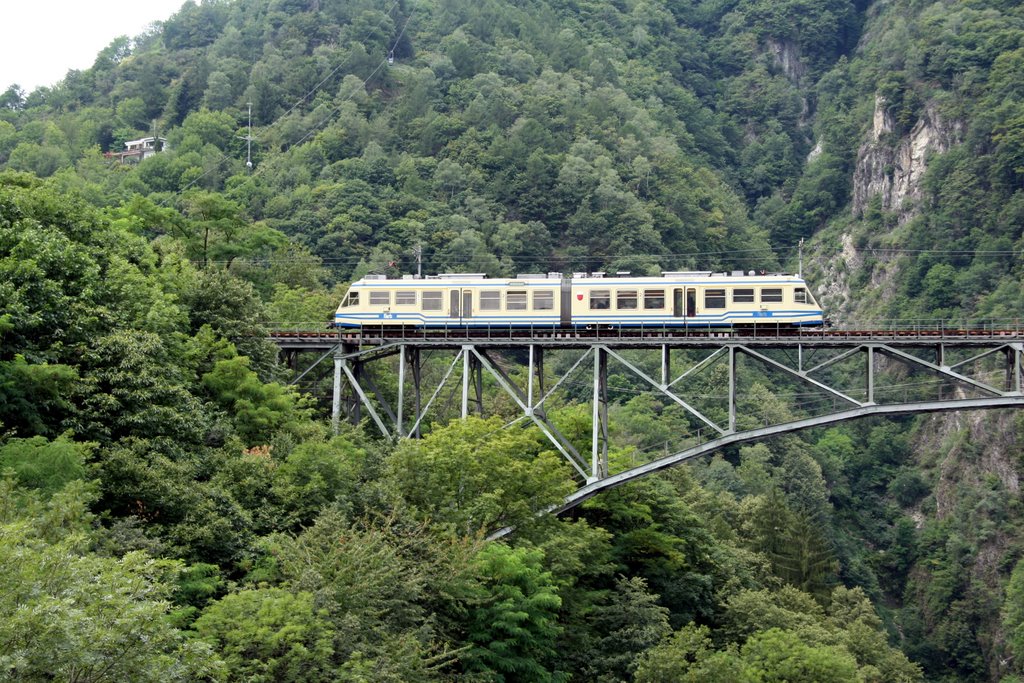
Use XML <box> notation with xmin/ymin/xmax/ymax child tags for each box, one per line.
<box><xmin>879</xmin><ymin>344</ymin><xmax>1009</xmax><ymax>396</ymax></box>
<box><xmin>738</xmin><ymin>345</ymin><xmax>866</xmax><ymax>407</ymax></box>
<box><xmin>470</xmin><ymin>347</ymin><xmax>590</xmax><ymax>480</ymax></box>
<box><xmin>598</xmin><ymin>345</ymin><xmax>727</xmax><ymax>436</ymax></box>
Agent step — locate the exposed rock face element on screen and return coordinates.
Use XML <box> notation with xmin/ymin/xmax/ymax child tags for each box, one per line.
<box><xmin>807</xmin><ymin>139</ymin><xmax>822</xmax><ymax>163</ymax></box>
<box><xmin>851</xmin><ymin>95</ymin><xmax>963</xmax><ymax>221</ymax></box>
<box><xmin>766</xmin><ymin>38</ymin><xmax>806</xmax><ymax>84</ymax></box>
<box><xmin>812</xmin><ymin>233</ymin><xmax>858</xmax><ymax>319</ymax></box>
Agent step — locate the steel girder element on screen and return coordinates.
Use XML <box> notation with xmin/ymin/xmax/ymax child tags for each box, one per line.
<box><xmin>318</xmin><ymin>340</ymin><xmax>1024</xmax><ymax>488</ymax></box>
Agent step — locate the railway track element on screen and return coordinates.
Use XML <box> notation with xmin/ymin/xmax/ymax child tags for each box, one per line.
<box><xmin>268</xmin><ymin>325</ymin><xmax>1024</xmax><ymax>344</ymax></box>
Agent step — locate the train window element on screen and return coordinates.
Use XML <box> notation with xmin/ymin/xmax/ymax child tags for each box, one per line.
<box><xmin>761</xmin><ymin>288</ymin><xmax>783</xmax><ymax>303</ymax></box>
<box><xmin>617</xmin><ymin>290</ymin><xmax>638</xmax><ymax>310</ymax></box>
<box><xmin>794</xmin><ymin>288</ymin><xmax>807</xmax><ymax>303</ymax></box>
<box><xmin>704</xmin><ymin>289</ymin><xmax>726</xmax><ymax>308</ymax></box>
<box><xmin>369</xmin><ymin>291</ymin><xmax>391</xmax><ymax>305</ymax></box>
<box><xmin>590</xmin><ymin>290</ymin><xmax>611</xmax><ymax>310</ymax></box>
<box><xmin>422</xmin><ymin>291</ymin><xmax>443</xmax><ymax>311</ymax></box>
<box><xmin>480</xmin><ymin>290</ymin><xmax>501</xmax><ymax>311</ymax></box>
<box><xmin>644</xmin><ymin>289</ymin><xmax>665</xmax><ymax>309</ymax></box>
<box><xmin>506</xmin><ymin>291</ymin><xmax>528</xmax><ymax>310</ymax></box>
<box><xmin>344</xmin><ymin>291</ymin><xmax>359</xmax><ymax>307</ymax></box>
<box><xmin>395</xmin><ymin>291</ymin><xmax>416</xmax><ymax>305</ymax></box>
<box><xmin>733</xmin><ymin>288</ymin><xmax>755</xmax><ymax>303</ymax></box>
<box><xmin>534</xmin><ymin>290</ymin><xmax>554</xmax><ymax>310</ymax></box>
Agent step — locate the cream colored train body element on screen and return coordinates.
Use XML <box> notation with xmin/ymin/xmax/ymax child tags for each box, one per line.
<box><xmin>334</xmin><ymin>272</ymin><xmax>825</xmax><ymax>328</ymax></box>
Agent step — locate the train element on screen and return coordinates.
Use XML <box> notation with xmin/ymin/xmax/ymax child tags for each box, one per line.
<box><xmin>334</xmin><ymin>271</ymin><xmax>825</xmax><ymax>329</ymax></box>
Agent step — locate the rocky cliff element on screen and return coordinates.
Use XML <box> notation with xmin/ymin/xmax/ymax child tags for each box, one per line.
<box><xmin>851</xmin><ymin>95</ymin><xmax>963</xmax><ymax>222</ymax></box>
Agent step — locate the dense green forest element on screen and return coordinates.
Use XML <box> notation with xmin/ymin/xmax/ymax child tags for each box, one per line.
<box><xmin>2</xmin><ymin>0</ymin><xmax>1024</xmax><ymax>679</ymax></box>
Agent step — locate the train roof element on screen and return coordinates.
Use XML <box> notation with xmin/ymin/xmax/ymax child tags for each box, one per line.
<box><xmin>350</xmin><ymin>271</ymin><xmax>806</xmax><ymax>286</ymax></box>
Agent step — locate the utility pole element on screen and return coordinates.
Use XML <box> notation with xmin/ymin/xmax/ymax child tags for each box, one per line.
<box><xmin>414</xmin><ymin>244</ymin><xmax>422</xmax><ymax>278</ymax></box>
<box><xmin>798</xmin><ymin>237</ymin><xmax>804</xmax><ymax>277</ymax></box>
<box><xmin>237</xmin><ymin>103</ymin><xmax>254</xmax><ymax>172</ymax></box>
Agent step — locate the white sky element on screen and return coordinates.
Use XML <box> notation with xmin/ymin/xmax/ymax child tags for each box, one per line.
<box><xmin>1</xmin><ymin>0</ymin><xmax>187</xmax><ymax>93</ymax></box>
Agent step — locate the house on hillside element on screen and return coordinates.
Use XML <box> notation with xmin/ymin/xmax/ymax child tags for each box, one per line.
<box><xmin>105</xmin><ymin>136</ymin><xmax>169</xmax><ymax>164</ymax></box>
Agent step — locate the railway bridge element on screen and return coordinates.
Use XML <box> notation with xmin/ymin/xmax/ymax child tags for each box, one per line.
<box><xmin>269</xmin><ymin>323</ymin><xmax>1024</xmax><ymax>521</ymax></box>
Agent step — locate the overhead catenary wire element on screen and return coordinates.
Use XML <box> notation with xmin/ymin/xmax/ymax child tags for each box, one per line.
<box><xmin>193</xmin><ymin>243</ymin><xmax>1024</xmax><ymax>272</ymax></box>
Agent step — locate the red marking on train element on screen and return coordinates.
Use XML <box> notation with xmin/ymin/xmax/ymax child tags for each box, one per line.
<box><xmin>576</xmin><ymin>294</ymin><xmax>584</xmax><ymax>300</ymax></box>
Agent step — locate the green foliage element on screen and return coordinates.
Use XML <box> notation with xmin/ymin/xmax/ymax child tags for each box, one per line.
<box><xmin>272</xmin><ymin>435</ymin><xmax>365</xmax><ymax>528</ymax></box>
<box><xmin>266</xmin><ymin>283</ymin><xmax>341</xmax><ymax>324</ymax></box>
<box><xmin>0</xmin><ymin>354</ymin><xmax>78</xmax><ymax>437</ymax></box>
<box><xmin>79</xmin><ymin>330</ymin><xmax>208</xmax><ymax>443</ymax></box>
<box><xmin>193</xmin><ymin>588</ymin><xmax>335</xmax><ymax>682</ymax></box>
<box><xmin>95</xmin><ymin>438</ymin><xmax>256</xmax><ymax>566</ymax></box>
<box><xmin>258</xmin><ymin>507</ymin><xmax>456</xmax><ymax>678</ymax></box>
<box><xmin>580</xmin><ymin>473</ymin><xmax>725</xmax><ymax>627</ymax></box>
<box><xmin>0</xmin><ymin>435</ymin><xmax>88</xmax><ymax>495</ymax></box>
<box><xmin>388</xmin><ymin>417</ymin><xmax>574</xmax><ymax>536</ymax></box>
<box><xmin>738</xmin><ymin>628</ymin><xmax>859</xmax><ymax>682</ymax></box>
<box><xmin>202</xmin><ymin>355</ymin><xmax>309</xmax><ymax>446</ymax></box>
<box><xmin>584</xmin><ymin>575</ymin><xmax>672</xmax><ymax>681</ymax></box>
<box><xmin>1005</xmin><ymin>558</ymin><xmax>1024</xmax><ymax>672</ymax></box>
<box><xmin>0</xmin><ymin>476</ymin><xmax>221</xmax><ymax>681</ymax></box>
<box><xmin>637</xmin><ymin>584</ymin><xmax>920</xmax><ymax>682</ymax></box>
<box><xmin>2</xmin><ymin>0</ymin><xmax>1024</xmax><ymax>678</ymax></box>
<box><xmin>460</xmin><ymin>543</ymin><xmax>566</xmax><ymax>682</ymax></box>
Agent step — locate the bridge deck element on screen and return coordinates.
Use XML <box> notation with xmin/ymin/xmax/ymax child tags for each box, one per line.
<box><xmin>269</xmin><ymin>325</ymin><xmax>1024</xmax><ymax>351</ymax></box>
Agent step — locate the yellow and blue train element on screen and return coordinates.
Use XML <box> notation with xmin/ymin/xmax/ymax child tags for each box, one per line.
<box><xmin>334</xmin><ymin>271</ymin><xmax>825</xmax><ymax>329</ymax></box>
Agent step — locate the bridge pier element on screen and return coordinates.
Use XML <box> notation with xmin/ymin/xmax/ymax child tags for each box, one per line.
<box><xmin>592</xmin><ymin>347</ymin><xmax>608</xmax><ymax>482</ymax></box>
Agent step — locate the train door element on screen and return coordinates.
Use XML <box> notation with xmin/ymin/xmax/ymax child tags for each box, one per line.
<box><xmin>561</xmin><ymin>279</ymin><xmax>573</xmax><ymax>327</ymax></box>
<box><xmin>450</xmin><ymin>290</ymin><xmax>472</xmax><ymax>321</ymax></box>
<box><xmin>686</xmin><ymin>289</ymin><xmax>697</xmax><ymax>317</ymax></box>
<box><xmin>673</xmin><ymin>289</ymin><xmax>683</xmax><ymax>317</ymax></box>
<box><xmin>449</xmin><ymin>290</ymin><xmax>460</xmax><ymax>320</ymax></box>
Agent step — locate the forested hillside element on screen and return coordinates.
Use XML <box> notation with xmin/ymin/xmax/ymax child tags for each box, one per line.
<box><xmin>2</xmin><ymin>0</ymin><xmax>1024</xmax><ymax>680</ymax></box>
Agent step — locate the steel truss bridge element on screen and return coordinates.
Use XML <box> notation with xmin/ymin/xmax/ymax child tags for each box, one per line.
<box><xmin>271</xmin><ymin>324</ymin><xmax>1024</xmax><ymax>520</ymax></box>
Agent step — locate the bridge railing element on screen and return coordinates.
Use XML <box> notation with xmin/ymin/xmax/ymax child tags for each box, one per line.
<box><xmin>265</xmin><ymin>319</ymin><xmax>1024</xmax><ymax>340</ymax></box>
<box><xmin>835</xmin><ymin>318</ymin><xmax>1022</xmax><ymax>338</ymax></box>
<box><xmin>265</xmin><ymin>322</ymin><xmax>337</xmax><ymax>336</ymax></box>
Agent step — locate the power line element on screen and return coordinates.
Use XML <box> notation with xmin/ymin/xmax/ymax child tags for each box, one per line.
<box><xmin>157</xmin><ymin>3</ymin><xmax>410</xmax><ymax>204</ymax></box>
<box><xmin>196</xmin><ymin>246</ymin><xmax>796</xmax><ymax>268</ymax></box>
<box><xmin>282</xmin><ymin>12</ymin><xmax>413</xmax><ymax>151</ymax></box>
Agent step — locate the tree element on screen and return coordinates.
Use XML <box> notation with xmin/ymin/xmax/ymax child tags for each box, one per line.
<box><xmin>387</xmin><ymin>417</ymin><xmax>574</xmax><ymax>536</ymax></box>
<box><xmin>178</xmin><ymin>191</ymin><xmax>248</xmax><ymax>267</ymax></box>
<box><xmin>0</xmin><ymin>84</ymin><xmax>25</xmax><ymax>111</ymax></box>
<box><xmin>1004</xmin><ymin>558</ymin><xmax>1024</xmax><ymax>673</ymax></box>
<box><xmin>7</xmin><ymin>143</ymin><xmax>70</xmax><ymax>177</ymax></box>
<box><xmin>739</xmin><ymin>628</ymin><xmax>859</xmax><ymax>682</ymax></box>
<box><xmin>582</xmin><ymin>475</ymin><xmax>722</xmax><ymax>626</ymax></box>
<box><xmin>179</xmin><ymin>267</ymin><xmax>279</xmax><ymax>378</ymax></box>
<box><xmin>0</xmin><ymin>353</ymin><xmax>78</xmax><ymax>437</ymax></box>
<box><xmin>0</xmin><ymin>435</ymin><xmax>88</xmax><ymax>495</ymax></box>
<box><xmin>201</xmin><ymin>355</ymin><xmax>309</xmax><ymax>446</ymax></box>
<box><xmin>193</xmin><ymin>588</ymin><xmax>335</xmax><ymax>682</ymax></box>
<box><xmin>79</xmin><ymin>330</ymin><xmax>208</xmax><ymax>444</ymax></box>
<box><xmin>0</xmin><ymin>476</ymin><xmax>220</xmax><ymax>681</ymax></box>
<box><xmin>459</xmin><ymin>543</ymin><xmax>567</xmax><ymax>682</ymax></box>
<box><xmin>584</xmin><ymin>575</ymin><xmax>672</xmax><ymax>681</ymax></box>
<box><xmin>635</xmin><ymin>625</ymin><xmax>860</xmax><ymax>682</ymax></box>
<box><xmin>634</xmin><ymin>624</ymin><xmax>745</xmax><ymax>683</ymax></box>
<box><xmin>256</xmin><ymin>506</ymin><xmax>464</xmax><ymax>678</ymax></box>
<box><xmin>272</xmin><ymin>435</ymin><xmax>366</xmax><ymax>528</ymax></box>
